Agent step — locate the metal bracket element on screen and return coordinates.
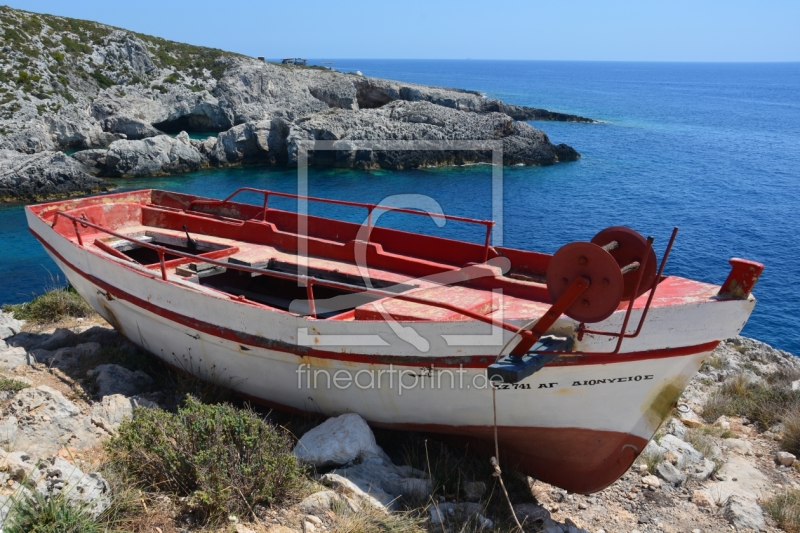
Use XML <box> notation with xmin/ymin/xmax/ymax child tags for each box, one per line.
<box><xmin>488</xmin><ymin>335</ymin><xmax>573</xmax><ymax>384</ymax></box>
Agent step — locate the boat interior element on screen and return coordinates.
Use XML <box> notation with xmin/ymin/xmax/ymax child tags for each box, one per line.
<box><xmin>32</xmin><ymin>188</ymin><xmax>715</xmax><ymax>323</ymax></box>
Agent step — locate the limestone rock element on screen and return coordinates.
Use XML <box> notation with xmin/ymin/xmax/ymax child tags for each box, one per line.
<box><xmin>330</xmin><ymin>457</ymin><xmax>432</xmax><ymax>509</ymax></box>
<box><xmin>0</xmin><ymin>311</ymin><xmax>23</xmax><ymax>339</ymax></box>
<box><xmin>286</xmin><ymin>101</ymin><xmax>578</xmax><ymax>168</ymax></box>
<box><xmin>463</xmin><ymin>480</ymin><xmax>487</xmax><ymax>502</ymax></box>
<box><xmin>101</xmin><ymin>134</ymin><xmax>207</xmax><ymax>177</ymax></box>
<box><xmin>2</xmin><ymin>451</ymin><xmax>37</xmax><ymax>481</ymax></box>
<box><xmin>1</xmin><ymin>385</ymin><xmax>98</xmax><ymax>457</ymax></box>
<box><xmin>691</xmin><ymin>490</ymin><xmax>715</xmax><ymax>508</ymax></box>
<box><xmin>90</xmin><ymin>394</ymin><xmax>145</xmax><ymax>432</ymax></box>
<box><xmin>658</xmin><ymin>434</ymin><xmax>704</xmax><ymax>468</ymax></box>
<box><xmin>641</xmin><ymin>475</ymin><xmax>661</xmax><ymax>488</ymax></box>
<box><xmin>320</xmin><ymin>472</ymin><xmax>392</xmax><ymax>509</ymax></box>
<box><xmin>0</xmin><ymin>150</ymin><xmax>109</xmax><ymax>203</ymax></box>
<box><xmin>92</xmin><ymin>363</ymin><xmax>153</xmax><ymax>398</ymax></box>
<box><xmin>655</xmin><ymin>461</ymin><xmax>686</xmax><ymax>486</ymax></box>
<box><xmin>32</xmin><ymin>456</ymin><xmax>111</xmax><ymax>518</ymax></box>
<box><xmin>0</xmin><ymin>346</ymin><xmax>32</xmax><ymax>369</ymax></box>
<box><xmin>776</xmin><ymin>451</ymin><xmax>796</xmax><ymax>466</ymax></box>
<box><xmin>513</xmin><ymin>502</ymin><xmax>550</xmax><ymax>523</ymax></box>
<box><xmin>723</xmin><ymin>495</ymin><xmax>765</xmax><ymax>531</ymax></box>
<box><xmin>294</xmin><ymin>413</ymin><xmax>384</xmax><ymax>467</ymax></box>
<box><xmin>209</xmin><ymin>119</ymin><xmax>288</xmax><ymax>165</ymax></box>
<box><xmin>298</xmin><ymin>490</ymin><xmax>357</xmax><ymax>515</ymax></box>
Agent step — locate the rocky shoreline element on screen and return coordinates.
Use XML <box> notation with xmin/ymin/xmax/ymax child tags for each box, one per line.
<box><xmin>2</xmin><ymin>303</ymin><xmax>800</xmax><ymax>532</ymax></box>
<box><xmin>0</xmin><ymin>6</ymin><xmax>594</xmax><ymax>204</ymax></box>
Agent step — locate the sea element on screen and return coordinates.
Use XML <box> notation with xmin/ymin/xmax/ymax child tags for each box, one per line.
<box><xmin>1</xmin><ymin>60</ymin><xmax>799</xmax><ymax>354</ymax></box>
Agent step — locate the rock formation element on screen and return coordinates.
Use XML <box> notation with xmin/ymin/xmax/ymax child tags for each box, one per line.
<box><xmin>0</xmin><ymin>6</ymin><xmax>593</xmax><ymax>201</ymax></box>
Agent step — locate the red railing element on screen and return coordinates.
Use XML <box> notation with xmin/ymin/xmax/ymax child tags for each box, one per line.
<box><xmin>186</xmin><ymin>187</ymin><xmax>496</xmax><ymax>262</ymax></box>
<box><xmin>51</xmin><ymin>211</ymin><xmax>527</xmax><ymax>335</ymax></box>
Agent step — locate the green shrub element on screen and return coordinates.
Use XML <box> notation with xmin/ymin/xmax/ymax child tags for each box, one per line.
<box><xmin>0</xmin><ymin>378</ymin><xmax>29</xmax><ymax>393</ymax></box>
<box><xmin>4</xmin><ymin>491</ymin><xmax>102</xmax><ymax>533</ymax></box>
<box><xmin>2</xmin><ymin>285</ymin><xmax>95</xmax><ymax>324</ymax></box>
<box><xmin>105</xmin><ymin>396</ymin><xmax>303</xmax><ymax>522</ymax></box>
<box><xmin>765</xmin><ymin>489</ymin><xmax>800</xmax><ymax>532</ymax></box>
<box><xmin>61</xmin><ymin>36</ymin><xmax>92</xmax><ymax>55</ymax></box>
<box><xmin>51</xmin><ymin>51</ymin><xmax>64</xmax><ymax>63</ymax></box>
<box><xmin>163</xmin><ymin>72</ymin><xmax>180</xmax><ymax>84</ymax></box>
<box><xmin>150</xmin><ymin>84</ymin><xmax>168</xmax><ymax>94</ymax></box>
<box><xmin>91</xmin><ymin>69</ymin><xmax>114</xmax><ymax>89</ymax></box>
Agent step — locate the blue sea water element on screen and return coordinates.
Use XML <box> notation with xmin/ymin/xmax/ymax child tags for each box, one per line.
<box><xmin>1</xmin><ymin>61</ymin><xmax>799</xmax><ymax>353</ymax></box>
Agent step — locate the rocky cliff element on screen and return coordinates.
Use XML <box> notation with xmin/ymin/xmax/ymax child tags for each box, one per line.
<box><xmin>0</xmin><ymin>6</ymin><xmax>593</xmax><ymax>202</ymax></box>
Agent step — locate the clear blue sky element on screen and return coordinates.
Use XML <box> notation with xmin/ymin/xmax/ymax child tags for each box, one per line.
<box><xmin>7</xmin><ymin>0</ymin><xmax>799</xmax><ymax>61</ymax></box>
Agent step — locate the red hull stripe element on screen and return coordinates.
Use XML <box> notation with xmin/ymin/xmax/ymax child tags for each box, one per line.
<box><xmin>31</xmin><ymin>228</ymin><xmax>719</xmax><ymax>369</ymax></box>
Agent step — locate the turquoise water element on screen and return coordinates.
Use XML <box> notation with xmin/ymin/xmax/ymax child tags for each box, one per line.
<box><xmin>2</xmin><ymin>61</ymin><xmax>799</xmax><ymax>353</ymax></box>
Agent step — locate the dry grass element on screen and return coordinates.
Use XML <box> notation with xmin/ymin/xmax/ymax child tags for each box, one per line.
<box><xmin>702</xmin><ymin>373</ymin><xmax>800</xmax><ymax>429</ymax></box>
<box><xmin>782</xmin><ymin>409</ymin><xmax>800</xmax><ymax>457</ymax></box>
<box><xmin>329</xmin><ymin>502</ymin><xmax>426</xmax><ymax>533</ymax></box>
<box><xmin>765</xmin><ymin>489</ymin><xmax>800</xmax><ymax>532</ymax></box>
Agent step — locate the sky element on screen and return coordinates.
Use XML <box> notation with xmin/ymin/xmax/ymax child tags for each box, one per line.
<box><xmin>5</xmin><ymin>0</ymin><xmax>800</xmax><ymax>62</ymax></box>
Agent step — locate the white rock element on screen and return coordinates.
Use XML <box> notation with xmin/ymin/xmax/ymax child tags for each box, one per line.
<box><xmin>2</xmin><ymin>451</ymin><xmax>37</xmax><ymax>481</ymax></box>
<box><xmin>0</xmin><ymin>346</ymin><xmax>32</xmax><ymax>369</ymax></box>
<box><xmin>722</xmin><ymin>438</ymin><xmax>752</xmax><ymax>455</ymax></box>
<box><xmin>294</xmin><ymin>413</ymin><xmax>385</xmax><ymax>467</ymax></box>
<box><xmin>658</xmin><ymin>434</ymin><xmax>704</xmax><ymax>467</ymax></box>
<box><xmin>691</xmin><ymin>490</ymin><xmax>715</xmax><ymax>508</ymax></box>
<box><xmin>777</xmin><ymin>451</ymin><xmax>797</xmax><ymax>466</ymax></box>
<box><xmin>792</xmin><ymin>380</ymin><xmax>800</xmax><ymax>391</ymax></box>
<box><xmin>31</xmin><ymin>456</ymin><xmax>110</xmax><ymax>517</ymax></box>
<box><xmin>1</xmin><ymin>385</ymin><xmax>98</xmax><ymax>457</ymax></box>
<box><xmin>723</xmin><ymin>495</ymin><xmax>765</xmax><ymax>531</ymax></box>
<box><xmin>299</xmin><ymin>490</ymin><xmax>358</xmax><ymax>515</ymax></box>
<box><xmin>92</xmin><ymin>364</ymin><xmax>153</xmax><ymax>398</ymax></box>
<box><xmin>0</xmin><ymin>311</ymin><xmax>23</xmax><ymax>339</ymax></box>
<box><xmin>303</xmin><ymin>521</ymin><xmax>317</xmax><ymax>533</ymax></box>
<box><xmin>321</xmin><ymin>472</ymin><xmax>393</xmax><ymax>509</ymax></box>
<box><xmin>642</xmin><ymin>475</ymin><xmax>661</xmax><ymax>488</ymax></box>
<box><xmin>90</xmin><ymin>394</ymin><xmax>145</xmax><ymax>433</ymax></box>
<box><xmin>305</xmin><ymin>514</ymin><xmax>322</xmax><ymax>526</ymax></box>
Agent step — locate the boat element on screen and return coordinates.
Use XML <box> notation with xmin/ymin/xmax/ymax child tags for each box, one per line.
<box><xmin>25</xmin><ymin>187</ymin><xmax>763</xmax><ymax>494</ymax></box>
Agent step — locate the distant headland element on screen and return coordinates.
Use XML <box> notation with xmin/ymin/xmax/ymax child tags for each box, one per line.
<box><xmin>0</xmin><ymin>6</ymin><xmax>594</xmax><ymax>204</ymax></box>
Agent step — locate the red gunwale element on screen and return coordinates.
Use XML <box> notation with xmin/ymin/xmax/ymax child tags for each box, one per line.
<box><xmin>30</xmin><ymin>226</ymin><xmax>719</xmax><ymax>369</ymax></box>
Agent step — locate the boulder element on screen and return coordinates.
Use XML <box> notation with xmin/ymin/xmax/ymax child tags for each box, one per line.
<box><xmin>655</xmin><ymin>461</ymin><xmax>686</xmax><ymax>486</ymax></box>
<box><xmin>330</xmin><ymin>457</ymin><xmax>431</xmax><ymax>509</ymax></box>
<box><xmin>1</xmin><ymin>385</ymin><xmax>98</xmax><ymax>457</ymax></box>
<box><xmin>776</xmin><ymin>451</ymin><xmax>796</xmax><ymax>466</ymax></box>
<box><xmin>91</xmin><ymin>363</ymin><xmax>153</xmax><ymax>398</ymax></box>
<box><xmin>320</xmin><ymin>472</ymin><xmax>392</xmax><ymax>509</ymax></box>
<box><xmin>90</xmin><ymin>393</ymin><xmax>156</xmax><ymax>433</ymax></box>
<box><xmin>641</xmin><ymin>475</ymin><xmax>661</xmax><ymax>488</ymax></box>
<box><xmin>0</xmin><ymin>346</ymin><xmax>32</xmax><ymax>369</ymax></box>
<box><xmin>32</xmin><ymin>456</ymin><xmax>111</xmax><ymax>518</ymax></box>
<box><xmin>46</xmin><ymin>342</ymin><xmax>102</xmax><ymax>369</ymax></box>
<box><xmin>658</xmin><ymin>435</ymin><xmax>704</xmax><ymax>468</ymax></box>
<box><xmin>294</xmin><ymin>413</ymin><xmax>385</xmax><ymax>467</ymax></box>
<box><xmin>101</xmin><ymin>134</ymin><xmax>207</xmax><ymax>177</ymax></box>
<box><xmin>298</xmin><ymin>490</ymin><xmax>358</xmax><ymax>515</ymax></box>
<box><xmin>691</xmin><ymin>490</ymin><xmax>715</xmax><ymax>508</ymax></box>
<box><xmin>0</xmin><ymin>150</ymin><xmax>109</xmax><ymax>203</ymax></box>
<box><xmin>0</xmin><ymin>311</ymin><xmax>23</xmax><ymax>339</ymax></box>
<box><xmin>723</xmin><ymin>495</ymin><xmax>765</xmax><ymax>531</ymax></box>
<box><xmin>101</xmin><ymin>115</ymin><xmax>160</xmax><ymax>140</ymax></box>
<box><xmin>513</xmin><ymin>502</ymin><xmax>551</xmax><ymax>524</ymax></box>
<box><xmin>209</xmin><ymin>119</ymin><xmax>288</xmax><ymax>165</ymax></box>
<box><xmin>2</xmin><ymin>451</ymin><xmax>37</xmax><ymax>481</ymax></box>
<box><xmin>463</xmin><ymin>480</ymin><xmax>487</xmax><ymax>502</ymax></box>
